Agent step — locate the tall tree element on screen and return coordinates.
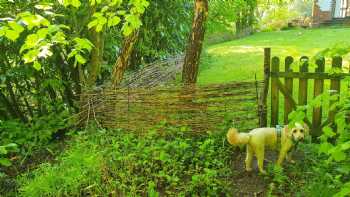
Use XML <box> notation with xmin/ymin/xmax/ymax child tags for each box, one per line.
<box><xmin>112</xmin><ymin>30</ymin><xmax>139</xmax><ymax>88</ymax></box>
<box><xmin>182</xmin><ymin>0</ymin><xmax>208</xmax><ymax>84</ymax></box>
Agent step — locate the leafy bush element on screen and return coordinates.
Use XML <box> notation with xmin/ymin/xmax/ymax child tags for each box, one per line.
<box><xmin>18</xmin><ymin>141</ymin><xmax>103</xmax><ymax>197</ymax></box>
<box><xmin>0</xmin><ymin>110</ymin><xmax>70</xmax><ymax>151</ymax></box>
<box><xmin>0</xmin><ymin>143</ymin><xmax>18</xmax><ymax>168</ymax></box>
<box><xmin>18</xmin><ymin>125</ymin><xmax>235</xmax><ymax>196</ymax></box>
<box><xmin>287</xmin><ymin>84</ymin><xmax>350</xmax><ymax>196</ymax></box>
<box><xmin>259</xmin><ymin>5</ymin><xmax>298</xmax><ymax>31</ymax></box>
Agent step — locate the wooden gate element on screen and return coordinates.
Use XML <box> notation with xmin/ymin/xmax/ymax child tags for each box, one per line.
<box><xmin>259</xmin><ymin>48</ymin><xmax>350</xmax><ymax>136</ymax></box>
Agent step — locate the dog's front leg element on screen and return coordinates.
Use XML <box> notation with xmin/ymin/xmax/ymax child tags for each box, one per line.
<box><xmin>277</xmin><ymin>143</ymin><xmax>292</xmax><ymax>165</ymax></box>
<box><xmin>286</xmin><ymin>152</ymin><xmax>295</xmax><ymax>163</ymax></box>
<box><xmin>277</xmin><ymin>149</ymin><xmax>287</xmax><ymax>166</ymax></box>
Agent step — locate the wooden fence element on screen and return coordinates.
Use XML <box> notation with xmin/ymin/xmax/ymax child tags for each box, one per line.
<box><xmin>259</xmin><ymin>48</ymin><xmax>350</xmax><ymax>136</ymax></box>
<box><xmin>78</xmin><ymin>81</ymin><xmax>262</xmax><ymax>134</ymax></box>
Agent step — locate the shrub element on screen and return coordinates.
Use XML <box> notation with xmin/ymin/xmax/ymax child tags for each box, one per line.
<box><xmin>0</xmin><ymin>110</ymin><xmax>71</xmax><ymax>153</ymax></box>
<box><xmin>0</xmin><ymin>143</ymin><xmax>18</xmax><ymax>169</ymax></box>
<box><xmin>259</xmin><ymin>5</ymin><xmax>298</xmax><ymax>31</ymax></box>
<box><xmin>17</xmin><ymin>125</ymin><xmax>235</xmax><ymax>196</ymax></box>
<box><xmin>288</xmin><ymin>85</ymin><xmax>350</xmax><ymax>196</ymax></box>
<box><xmin>18</xmin><ymin>141</ymin><xmax>103</xmax><ymax>197</ymax></box>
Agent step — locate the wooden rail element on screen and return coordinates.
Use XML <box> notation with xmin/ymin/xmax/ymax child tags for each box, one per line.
<box><xmin>260</xmin><ymin>48</ymin><xmax>350</xmax><ymax>137</ymax></box>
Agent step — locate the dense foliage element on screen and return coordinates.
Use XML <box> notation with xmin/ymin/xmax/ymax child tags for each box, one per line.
<box><xmin>18</xmin><ymin>126</ymin><xmax>235</xmax><ymax>196</ymax></box>
<box><xmin>258</xmin><ymin>0</ymin><xmax>313</xmax><ymax>31</ymax></box>
<box><xmin>1</xmin><ymin>0</ymin><xmax>350</xmax><ymax>196</ymax></box>
<box><xmin>0</xmin><ymin>0</ymin><xmax>192</xmax><ymax>155</ymax></box>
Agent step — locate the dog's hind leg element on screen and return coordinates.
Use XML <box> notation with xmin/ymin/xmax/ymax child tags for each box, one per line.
<box><xmin>245</xmin><ymin>145</ymin><xmax>253</xmax><ymax>172</ymax></box>
<box><xmin>255</xmin><ymin>146</ymin><xmax>266</xmax><ymax>174</ymax></box>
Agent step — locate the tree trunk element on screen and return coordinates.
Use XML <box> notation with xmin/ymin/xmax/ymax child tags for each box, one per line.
<box><xmin>6</xmin><ymin>81</ymin><xmax>26</xmax><ymax>122</ymax></box>
<box><xmin>57</xmin><ymin>51</ymin><xmax>76</xmax><ymax>110</ymax></box>
<box><xmin>182</xmin><ymin>0</ymin><xmax>208</xmax><ymax>85</ymax></box>
<box><xmin>111</xmin><ymin>30</ymin><xmax>139</xmax><ymax>88</ymax></box>
<box><xmin>0</xmin><ymin>90</ymin><xmax>17</xmax><ymax>119</ymax></box>
<box><xmin>87</xmin><ymin>30</ymin><xmax>104</xmax><ymax>88</ymax></box>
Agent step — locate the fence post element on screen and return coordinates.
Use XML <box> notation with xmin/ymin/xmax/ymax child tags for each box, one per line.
<box><xmin>271</xmin><ymin>56</ymin><xmax>280</xmax><ymax>126</ymax></box>
<box><xmin>298</xmin><ymin>57</ymin><xmax>309</xmax><ymax>111</ymax></box>
<box><xmin>284</xmin><ymin>56</ymin><xmax>294</xmax><ymax>124</ymax></box>
<box><xmin>312</xmin><ymin>57</ymin><xmax>325</xmax><ymax>137</ymax></box>
<box><xmin>259</xmin><ymin>48</ymin><xmax>271</xmax><ymax>127</ymax></box>
<box><xmin>329</xmin><ymin>56</ymin><xmax>342</xmax><ymax>124</ymax></box>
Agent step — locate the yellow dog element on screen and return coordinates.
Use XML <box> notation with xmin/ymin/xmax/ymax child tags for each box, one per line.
<box><xmin>227</xmin><ymin>123</ymin><xmax>308</xmax><ymax>174</ymax></box>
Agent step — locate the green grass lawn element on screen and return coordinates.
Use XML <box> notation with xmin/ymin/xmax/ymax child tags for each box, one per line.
<box><xmin>198</xmin><ymin>27</ymin><xmax>350</xmax><ymax>85</ymax></box>
<box><xmin>198</xmin><ymin>27</ymin><xmax>350</xmax><ymax>127</ymax></box>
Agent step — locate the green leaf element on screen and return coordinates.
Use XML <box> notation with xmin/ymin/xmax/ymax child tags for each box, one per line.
<box><xmin>323</xmin><ymin>126</ymin><xmax>336</xmax><ymax>138</ymax></box>
<box><xmin>319</xmin><ymin>142</ymin><xmax>333</xmax><ymax>155</ymax></box>
<box><xmin>0</xmin><ymin>158</ymin><xmax>11</xmax><ymax>167</ymax></box>
<box><xmin>108</xmin><ymin>16</ymin><xmax>121</xmax><ymax>27</ymax></box>
<box><xmin>0</xmin><ymin>27</ymin><xmax>6</xmax><ymax>37</ymax></box>
<box><xmin>334</xmin><ymin>182</ymin><xmax>350</xmax><ymax>197</ymax></box>
<box><xmin>95</xmin><ymin>24</ymin><xmax>104</xmax><ymax>32</ymax></box>
<box><xmin>125</xmin><ymin>14</ymin><xmax>142</xmax><ymax>29</ymax></box>
<box><xmin>75</xmin><ymin>54</ymin><xmax>86</xmax><ymax>64</ymax></box>
<box><xmin>73</xmin><ymin>38</ymin><xmax>94</xmax><ymax>51</ymax></box>
<box><xmin>341</xmin><ymin>141</ymin><xmax>350</xmax><ymax>151</ymax></box>
<box><xmin>5</xmin><ymin>143</ymin><xmax>17</xmax><ymax>148</ymax></box>
<box><xmin>33</xmin><ymin>61</ymin><xmax>42</xmax><ymax>71</ymax></box>
<box><xmin>0</xmin><ymin>147</ymin><xmax>7</xmax><ymax>155</ymax></box>
<box><xmin>20</xmin><ymin>34</ymin><xmax>41</xmax><ymax>53</ymax></box>
<box><xmin>23</xmin><ymin>49</ymin><xmax>39</xmax><ymax>63</ymax></box>
<box><xmin>332</xmin><ymin>149</ymin><xmax>346</xmax><ymax>162</ymax></box>
<box><xmin>88</xmin><ymin>19</ymin><xmax>98</xmax><ymax>29</ymax></box>
<box><xmin>89</xmin><ymin>0</ymin><xmax>96</xmax><ymax>6</ymax></box>
<box><xmin>5</xmin><ymin>29</ymin><xmax>20</xmax><ymax>41</ymax></box>
<box><xmin>52</xmin><ymin>32</ymin><xmax>67</xmax><ymax>44</ymax></box>
<box><xmin>8</xmin><ymin>21</ymin><xmax>24</xmax><ymax>33</ymax></box>
<box><xmin>59</xmin><ymin>0</ymin><xmax>81</xmax><ymax>8</ymax></box>
<box><xmin>37</xmin><ymin>28</ymin><xmax>49</xmax><ymax>38</ymax></box>
<box><xmin>101</xmin><ymin>6</ymin><xmax>109</xmax><ymax>13</ymax></box>
<box><xmin>122</xmin><ymin>24</ymin><xmax>133</xmax><ymax>36</ymax></box>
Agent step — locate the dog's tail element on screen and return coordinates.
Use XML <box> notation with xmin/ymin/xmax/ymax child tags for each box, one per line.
<box><xmin>226</xmin><ymin>128</ymin><xmax>250</xmax><ymax>145</ymax></box>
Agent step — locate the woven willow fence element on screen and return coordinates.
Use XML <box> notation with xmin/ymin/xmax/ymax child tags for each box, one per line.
<box><xmin>120</xmin><ymin>55</ymin><xmax>184</xmax><ymax>88</ymax></box>
<box><xmin>78</xmin><ymin>81</ymin><xmax>263</xmax><ymax>133</ymax></box>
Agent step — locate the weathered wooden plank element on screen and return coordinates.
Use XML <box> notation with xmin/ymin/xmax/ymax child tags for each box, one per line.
<box><xmin>271</xmin><ymin>57</ymin><xmax>280</xmax><ymax>126</ymax></box>
<box><xmin>284</xmin><ymin>56</ymin><xmax>294</xmax><ymax>124</ymax></box>
<box><xmin>312</xmin><ymin>57</ymin><xmax>325</xmax><ymax>137</ymax></box>
<box><xmin>276</xmin><ymin>79</ymin><xmax>312</xmax><ymax>127</ymax></box>
<box><xmin>259</xmin><ymin>48</ymin><xmax>271</xmax><ymax>127</ymax></box>
<box><xmin>298</xmin><ymin>57</ymin><xmax>309</xmax><ymax>108</ymax></box>
<box><xmin>270</xmin><ymin>72</ymin><xmax>350</xmax><ymax>79</ymax></box>
<box><xmin>329</xmin><ymin>56</ymin><xmax>342</xmax><ymax>124</ymax></box>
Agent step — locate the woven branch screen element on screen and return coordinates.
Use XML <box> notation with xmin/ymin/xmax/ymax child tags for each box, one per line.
<box><xmin>78</xmin><ymin>81</ymin><xmax>263</xmax><ymax>134</ymax></box>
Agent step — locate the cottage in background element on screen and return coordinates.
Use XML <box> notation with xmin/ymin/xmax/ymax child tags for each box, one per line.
<box><xmin>312</xmin><ymin>0</ymin><xmax>350</xmax><ymax>26</ymax></box>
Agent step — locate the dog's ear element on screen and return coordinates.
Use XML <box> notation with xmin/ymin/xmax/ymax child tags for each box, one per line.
<box><xmin>284</xmin><ymin>125</ymin><xmax>292</xmax><ymax>137</ymax></box>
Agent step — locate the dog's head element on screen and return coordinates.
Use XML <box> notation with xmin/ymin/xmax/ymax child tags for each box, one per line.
<box><xmin>288</xmin><ymin>122</ymin><xmax>309</xmax><ymax>142</ymax></box>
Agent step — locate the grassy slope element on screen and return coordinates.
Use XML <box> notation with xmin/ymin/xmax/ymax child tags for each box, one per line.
<box><xmin>198</xmin><ymin>27</ymin><xmax>350</xmax><ymax>85</ymax></box>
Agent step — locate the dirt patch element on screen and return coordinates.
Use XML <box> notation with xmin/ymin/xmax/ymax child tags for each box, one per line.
<box><xmin>229</xmin><ymin>149</ymin><xmax>279</xmax><ymax>197</ymax></box>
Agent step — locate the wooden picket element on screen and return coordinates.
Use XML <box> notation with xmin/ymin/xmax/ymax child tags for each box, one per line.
<box><xmin>312</xmin><ymin>58</ymin><xmax>325</xmax><ymax>136</ymax></box>
<box><xmin>259</xmin><ymin>48</ymin><xmax>350</xmax><ymax>137</ymax></box>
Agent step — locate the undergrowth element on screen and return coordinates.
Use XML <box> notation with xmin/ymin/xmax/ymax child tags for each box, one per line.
<box><xmin>17</xmin><ymin>125</ymin><xmax>235</xmax><ymax>196</ymax></box>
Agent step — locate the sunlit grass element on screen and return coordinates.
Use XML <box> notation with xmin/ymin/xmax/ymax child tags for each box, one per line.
<box><xmin>199</xmin><ymin>27</ymin><xmax>350</xmax><ymax>85</ymax></box>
